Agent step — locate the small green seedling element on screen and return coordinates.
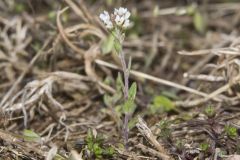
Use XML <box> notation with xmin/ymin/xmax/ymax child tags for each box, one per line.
<box><xmin>204</xmin><ymin>106</ymin><xmax>215</xmax><ymax>118</ymax></box>
<box><xmin>199</xmin><ymin>142</ymin><xmax>209</xmax><ymax>152</ymax></box>
<box><xmin>157</xmin><ymin>120</ymin><xmax>172</xmax><ymax>139</ymax></box>
<box><xmin>149</xmin><ymin>95</ymin><xmax>175</xmax><ymax>114</ymax></box>
<box><xmin>175</xmin><ymin>139</ymin><xmax>184</xmax><ymax>150</ymax></box>
<box><xmin>86</xmin><ymin>129</ymin><xmax>115</xmax><ymax>159</ymax></box>
<box><xmin>224</xmin><ymin>125</ymin><xmax>237</xmax><ymax>138</ymax></box>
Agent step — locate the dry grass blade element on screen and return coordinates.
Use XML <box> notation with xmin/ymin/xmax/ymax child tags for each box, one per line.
<box><xmin>183</xmin><ymin>73</ymin><xmax>225</xmax><ymax>82</ymax></box>
<box><xmin>178</xmin><ymin>49</ymin><xmax>211</xmax><ymax>56</ymax></box>
<box><xmin>0</xmin><ymin>129</ymin><xmax>44</xmax><ymax>156</ymax></box>
<box><xmin>136</xmin><ymin>116</ymin><xmax>172</xmax><ymax>160</ymax></box>
<box><xmin>69</xmin><ymin>150</ymin><xmax>83</xmax><ymax>160</ymax></box>
<box><xmin>0</xmin><ymin>38</ymin><xmax>52</xmax><ymax>108</ymax></box>
<box><xmin>95</xmin><ymin>59</ymin><xmax>215</xmax><ymax>98</ymax></box>
<box><xmin>57</xmin><ymin>7</ymin><xmax>85</xmax><ymax>58</ymax></box>
<box><xmin>179</xmin><ymin>36</ymin><xmax>240</xmax><ymax>107</ymax></box>
<box><xmin>176</xmin><ymin>75</ymin><xmax>240</xmax><ymax>107</ymax></box>
<box><xmin>136</xmin><ymin>143</ymin><xmax>169</xmax><ymax>159</ymax></box>
<box><xmin>64</xmin><ymin>0</ymin><xmax>88</xmax><ymax>23</ymax></box>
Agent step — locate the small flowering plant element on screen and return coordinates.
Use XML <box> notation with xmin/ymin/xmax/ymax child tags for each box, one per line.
<box><xmin>99</xmin><ymin>7</ymin><xmax>136</xmax><ymax>149</ymax></box>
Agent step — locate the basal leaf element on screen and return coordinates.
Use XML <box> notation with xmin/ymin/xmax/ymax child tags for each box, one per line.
<box><xmin>150</xmin><ymin>95</ymin><xmax>175</xmax><ymax>113</ymax></box>
<box><xmin>23</xmin><ymin>129</ymin><xmax>41</xmax><ymax>142</ymax></box>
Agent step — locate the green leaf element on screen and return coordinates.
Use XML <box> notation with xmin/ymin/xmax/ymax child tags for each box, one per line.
<box><xmin>225</xmin><ymin>125</ymin><xmax>237</xmax><ymax>138</ymax></box>
<box><xmin>200</xmin><ymin>142</ymin><xmax>209</xmax><ymax>152</ymax></box>
<box><xmin>113</xmin><ymin>40</ymin><xmax>122</xmax><ymax>54</ymax></box>
<box><xmin>85</xmin><ymin>129</ymin><xmax>114</xmax><ymax>159</ymax></box>
<box><xmin>116</xmin><ymin>73</ymin><xmax>124</xmax><ymax>92</ymax></box>
<box><xmin>118</xmin><ymin>82</ymin><xmax>137</xmax><ymax>115</ymax></box>
<box><xmin>204</xmin><ymin>106</ymin><xmax>215</xmax><ymax>117</ymax></box>
<box><xmin>150</xmin><ymin>95</ymin><xmax>175</xmax><ymax>113</ymax></box>
<box><xmin>176</xmin><ymin>139</ymin><xmax>184</xmax><ymax>150</ymax></box>
<box><xmin>112</xmin><ymin>92</ymin><xmax>122</xmax><ymax>104</ymax></box>
<box><xmin>157</xmin><ymin>120</ymin><xmax>172</xmax><ymax>138</ymax></box>
<box><xmin>115</xmin><ymin>105</ymin><xmax>123</xmax><ymax>117</ymax></box>
<box><xmin>93</xmin><ymin>143</ymin><xmax>103</xmax><ymax>157</ymax></box>
<box><xmin>128</xmin><ymin>116</ymin><xmax>138</xmax><ymax>129</ymax></box>
<box><xmin>193</xmin><ymin>11</ymin><xmax>206</xmax><ymax>34</ymax></box>
<box><xmin>123</xmin><ymin>99</ymin><xmax>135</xmax><ymax>114</ymax></box>
<box><xmin>117</xmin><ymin>143</ymin><xmax>125</xmax><ymax>150</ymax></box>
<box><xmin>186</xmin><ymin>4</ymin><xmax>197</xmax><ymax>16</ymax></box>
<box><xmin>103</xmin><ymin>95</ymin><xmax>112</xmax><ymax>107</ymax></box>
<box><xmin>53</xmin><ymin>154</ymin><xmax>66</xmax><ymax>160</ymax></box>
<box><xmin>129</xmin><ymin>82</ymin><xmax>137</xmax><ymax>100</ymax></box>
<box><xmin>103</xmin><ymin>146</ymin><xmax>115</xmax><ymax>156</ymax></box>
<box><xmin>101</xmin><ymin>34</ymin><xmax>115</xmax><ymax>54</ymax></box>
<box><xmin>23</xmin><ymin>129</ymin><xmax>41</xmax><ymax>142</ymax></box>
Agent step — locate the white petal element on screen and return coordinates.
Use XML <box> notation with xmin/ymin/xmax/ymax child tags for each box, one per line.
<box><xmin>106</xmin><ymin>22</ymin><xmax>113</xmax><ymax>29</ymax></box>
<box><xmin>120</xmin><ymin>17</ymin><xmax>125</xmax><ymax>24</ymax></box>
<box><xmin>99</xmin><ymin>10</ymin><xmax>114</xmax><ymax>29</ymax></box>
<box><xmin>119</xmin><ymin>7</ymin><xmax>127</xmax><ymax>15</ymax></box>
<box><xmin>116</xmin><ymin>16</ymin><xmax>124</xmax><ymax>25</ymax></box>
<box><xmin>99</xmin><ymin>13</ymin><xmax>105</xmax><ymax>21</ymax></box>
<box><xmin>114</xmin><ymin>8</ymin><xmax>118</xmax><ymax>15</ymax></box>
<box><xmin>124</xmin><ymin>11</ymin><xmax>131</xmax><ymax>19</ymax></box>
<box><xmin>123</xmin><ymin>19</ymin><xmax>130</xmax><ymax>28</ymax></box>
<box><xmin>104</xmin><ymin>11</ymin><xmax>110</xmax><ymax>18</ymax></box>
<box><xmin>115</xmin><ymin>15</ymin><xmax>121</xmax><ymax>25</ymax></box>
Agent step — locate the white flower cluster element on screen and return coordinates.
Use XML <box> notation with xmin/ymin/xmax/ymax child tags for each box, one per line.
<box><xmin>99</xmin><ymin>7</ymin><xmax>131</xmax><ymax>29</ymax></box>
<box><xmin>114</xmin><ymin>7</ymin><xmax>130</xmax><ymax>28</ymax></box>
<box><xmin>99</xmin><ymin>11</ymin><xmax>113</xmax><ymax>29</ymax></box>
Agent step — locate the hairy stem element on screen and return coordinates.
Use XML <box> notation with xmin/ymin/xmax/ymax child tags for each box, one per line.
<box><xmin>119</xmin><ymin>49</ymin><xmax>130</xmax><ymax>149</ymax></box>
<box><xmin>119</xmin><ymin>50</ymin><xmax>129</xmax><ymax>100</ymax></box>
<box><xmin>123</xmin><ymin>113</ymin><xmax>130</xmax><ymax>149</ymax></box>
<box><xmin>114</xmin><ymin>29</ymin><xmax>131</xmax><ymax>149</ymax></box>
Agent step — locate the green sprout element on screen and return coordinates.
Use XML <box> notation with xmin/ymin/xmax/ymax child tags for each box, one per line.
<box><xmin>86</xmin><ymin>129</ymin><xmax>115</xmax><ymax>159</ymax></box>
<box><xmin>224</xmin><ymin>125</ymin><xmax>238</xmax><ymax>138</ymax></box>
<box><xmin>157</xmin><ymin>120</ymin><xmax>172</xmax><ymax>139</ymax></box>
<box><xmin>204</xmin><ymin>106</ymin><xmax>215</xmax><ymax>118</ymax></box>
<box><xmin>200</xmin><ymin>142</ymin><xmax>209</xmax><ymax>152</ymax></box>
